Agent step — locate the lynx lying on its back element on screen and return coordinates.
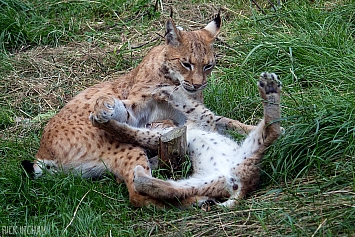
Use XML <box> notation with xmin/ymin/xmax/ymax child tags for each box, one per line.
<box><xmin>133</xmin><ymin>73</ymin><xmax>282</xmax><ymax>207</ymax></box>
<box><xmin>23</xmin><ymin>13</ymin><xmax>254</xmax><ymax>208</ymax></box>
<box><xmin>92</xmin><ymin>72</ymin><xmax>281</xmax><ymax>207</ymax></box>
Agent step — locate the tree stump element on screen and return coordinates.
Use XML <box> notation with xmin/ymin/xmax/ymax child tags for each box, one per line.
<box><xmin>158</xmin><ymin>126</ymin><xmax>187</xmax><ymax>177</ymax></box>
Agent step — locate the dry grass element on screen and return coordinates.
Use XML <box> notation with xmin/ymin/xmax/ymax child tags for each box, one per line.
<box><xmin>132</xmin><ymin>184</ymin><xmax>355</xmax><ymax>236</ymax></box>
<box><xmin>6</xmin><ymin>43</ymin><xmax>121</xmax><ymax>110</ymax></box>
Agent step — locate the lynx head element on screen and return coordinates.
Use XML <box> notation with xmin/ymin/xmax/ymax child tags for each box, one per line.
<box><xmin>162</xmin><ymin>13</ymin><xmax>221</xmax><ymax>94</ymax></box>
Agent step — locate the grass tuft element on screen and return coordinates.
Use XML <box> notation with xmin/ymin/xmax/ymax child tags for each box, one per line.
<box><xmin>0</xmin><ymin>0</ymin><xmax>160</xmax><ymax>52</ymax></box>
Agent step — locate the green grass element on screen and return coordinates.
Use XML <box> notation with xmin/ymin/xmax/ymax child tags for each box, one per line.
<box><xmin>1</xmin><ymin>0</ymin><xmax>355</xmax><ymax>236</ymax></box>
<box><xmin>0</xmin><ymin>0</ymin><xmax>159</xmax><ymax>52</ymax></box>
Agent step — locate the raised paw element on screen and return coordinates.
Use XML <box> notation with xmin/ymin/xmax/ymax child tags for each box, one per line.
<box><xmin>257</xmin><ymin>72</ymin><xmax>281</xmax><ymax>101</ymax></box>
<box><xmin>90</xmin><ymin>96</ymin><xmax>116</xmax><ymax>124</ymax></box>
<box><xmin>90</xmin><ymin>96</ymin><xmax>128</xmax><ymax>125</ymax></box>
<box><xmin>258</xmin><ymin>72</ymin><xmax>282</xmax><ymax>133</ymax></box>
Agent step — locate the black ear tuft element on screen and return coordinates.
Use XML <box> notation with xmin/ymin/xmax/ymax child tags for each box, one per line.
<box><xmin>169</xmin><ymin>6</ymin><xmax>173</xmax><ymax>18</ymax></box>
<box><xmin>214</xmin><ymin>11</ymin><xmax>221</xmax><ymax>29</ymax></box>
<box><xmin>204</xmin><ymin>11</ymin><xmax>221</xmax><ymax>39</ymax></box>
<box><xmin>21</xmin><ymin>160</ymin><xmax>35</xmax><ymax>177</ymax></box>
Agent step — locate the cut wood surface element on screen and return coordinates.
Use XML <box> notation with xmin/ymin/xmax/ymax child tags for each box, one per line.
<box><xmin>158</xmin><ymin>126</ymin><xmax>187</xmax><ymax>175</ymax></box>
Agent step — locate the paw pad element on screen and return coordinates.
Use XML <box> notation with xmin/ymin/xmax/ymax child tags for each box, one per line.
<box><xmin>258</xmin><ymin>72</ymin><xmax>281</xmax><ymax>95</ymax></box>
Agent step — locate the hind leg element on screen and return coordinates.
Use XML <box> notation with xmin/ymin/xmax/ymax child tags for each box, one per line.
<box><xmin>133</xmin><ymin>165</ymin><xmax>230</xmax><ymax>202</ymax></box>
<box><xmin>30</xmin><ymin>140</ymin><xmax>167</xmax><ymax>208</ymax></box>
<box><xmin>220</xmin><ymin>72</ymin><xmax>282</xmax><ymax>208</ymax></box>
<box><xmin>230</xmin><ymin>72</ymin><xmax>281</xmax><ymax>157</ymax></box>
<box><xmin>99</xmin><ymin>143</ymin><xmax>168</xmax><ymax>208</ymax></box>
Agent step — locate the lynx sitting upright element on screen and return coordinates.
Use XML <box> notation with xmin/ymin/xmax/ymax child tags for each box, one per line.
<box><xmin>23</xmin><ymin>13</ymin><xmax>254</xmax><ymax>208</ymax></box>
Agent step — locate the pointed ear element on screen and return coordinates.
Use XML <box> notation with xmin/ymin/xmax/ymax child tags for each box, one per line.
<box><xmin>165</xmin><ymin>18</ymin><xmax>182</xmax><ymax>47</ymax></box>
<box><xmin>204</xmin><ymin>12</ymin><xmax>221</xmax><ymax>39</ymax></box>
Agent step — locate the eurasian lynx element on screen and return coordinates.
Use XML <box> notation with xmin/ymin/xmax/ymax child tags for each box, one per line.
<box><xmin>131</xmin><ymin>72</ymin><xmax>282</xmax><ymax>207</ymax></box>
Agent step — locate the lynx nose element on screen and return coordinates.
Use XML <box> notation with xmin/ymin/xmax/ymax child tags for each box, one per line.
<box><xmin>193</xmin><ymin>83</ymin><xmax>207</xmax><ymax>90</ymax></box>
<box><xmin>193</xmin><ymin>84</ymin><xmax>203</xmax><ymax>89</ymax></box>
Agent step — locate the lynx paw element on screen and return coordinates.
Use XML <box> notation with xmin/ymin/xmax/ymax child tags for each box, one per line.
<box><xmin>151</xmin><ymin>86</ymin><xmax>176</xmax><ymax>102</ymax></box>
<box><xmin>257</xmin><ymin>72</ymin><xmax>281</xmax><ymax>101</ymax></box>
<box><xmin>90</xmin><ymin>96</ymin><xmax>115</xmax><ymax>124</ymax></box>
<box><xmin>133</xmin><ymin>165</ymin><xmax>152</xmax><ymax>194</ymax></box>
<box><xmin>90</xmin><ymin>96</ymin><xmax>128</xmax><ymax>124</ymax></box>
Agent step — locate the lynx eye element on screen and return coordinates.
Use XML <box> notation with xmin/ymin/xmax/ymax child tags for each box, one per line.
<box><xmin>203</xmin><ymin>63</ymin><xmax>215</xmax><ymax>71</ymax></box>
<box><xmin>180</xmin><ymin>61</ymin><xmax>193</xmax><ymax>70</ymax></box>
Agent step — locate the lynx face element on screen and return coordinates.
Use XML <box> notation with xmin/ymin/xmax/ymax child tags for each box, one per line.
<box><xmin>162</xmin><ymin>17</ymin><xmax>221</xmax><ymax>93</ymax></box>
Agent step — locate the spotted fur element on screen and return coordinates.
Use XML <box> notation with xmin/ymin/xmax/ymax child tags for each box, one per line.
<box><xmin>23</xmin><ymin>14</ymin><xmax>254</xmax><ymax>208</ymax></box>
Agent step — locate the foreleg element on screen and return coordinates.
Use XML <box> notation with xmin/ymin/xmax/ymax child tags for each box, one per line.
<box><xmin>214</xmin><ymin>116</ymin><xmax>256</xmax><ymax>135</ymax></box>
<box><xmin>90</xmin><ymin>95</ymin><xmax>172</xmax><ymax>150</ymax></box>
<box><xmin>152</xmin><ymin>86</ymin><xmax>216</xmax><ymax>131</ymax></box>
